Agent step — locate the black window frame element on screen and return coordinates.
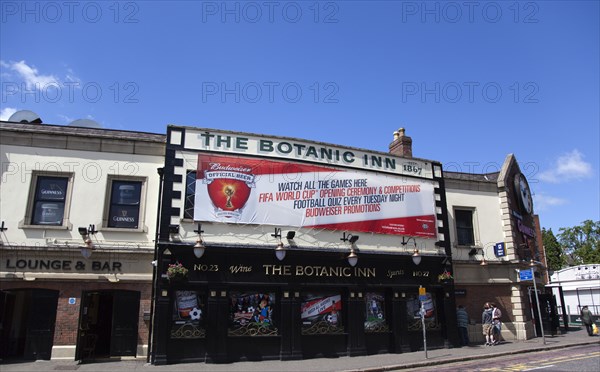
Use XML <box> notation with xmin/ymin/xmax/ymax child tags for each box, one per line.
<box><xmin>30</xmin><ymin>175</ymin><xmax>69</xmax><ymax>226</ymax></box>
<box><xmin>455</xmin><ymin>208</ymin><xmax>475</xmax><ymax>246</ymax></box>
<box><xmin>183</xmin><ymin>170</ymin><xmax>196</xmax><ymax>220</ymax></box>
<box><xmin>107</xmin><ymin>179</ymin><xmax>143</xmax><ymax>229</ymax></box>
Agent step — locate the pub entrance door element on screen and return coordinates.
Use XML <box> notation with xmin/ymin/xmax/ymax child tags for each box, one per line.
<box><xmin>75</xmin><ymin>290</ymin><xmax>140</xmax><ymax>361</ymax></box>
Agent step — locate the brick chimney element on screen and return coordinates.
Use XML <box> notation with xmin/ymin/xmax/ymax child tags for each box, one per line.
<box><xmin>389</xmin><ymin>128</ymin><xmax>412</xmax><ymax>158</ymax></box>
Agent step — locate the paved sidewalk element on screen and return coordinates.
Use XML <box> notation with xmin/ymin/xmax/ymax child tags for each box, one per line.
<box><xmin>2</xmin><ymin>328</ymin><xmax>599</xmax><ymax>372</ymax></box>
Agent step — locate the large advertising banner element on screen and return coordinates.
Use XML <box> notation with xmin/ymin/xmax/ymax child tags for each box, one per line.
<box><xmin>194</xmin><ymin>154</ymin><xmax>436</xmax><ymax>237</ymax></box>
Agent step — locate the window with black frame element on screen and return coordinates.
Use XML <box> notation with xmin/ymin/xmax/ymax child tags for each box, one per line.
<box><xmin>455</xmin><ymin>209</ymin><xmax>475</xmax><ymax>246</ymax></box>
<box><xmin>107</xmin><ymin>180</ymin><xmax>142</xmax><ymax>228</ymax></box>
<box><xmin>171</xmin><ymin>290</ymin><xmax>206</xmax><ymax>339</ymax></box>
<box><xmin>406</xmin><ymin>293</ymin><xmax>440</xmax><ymax>331</ymax></box>
<box><xmin>300</xmin><ymin>293</ymin><xmax>344</xmax><ymax>335</ymax></box>
<box><xmin>228</xmin><ymin>292</ymin><xmax>278</xmax><ymax>336</ymax></box>
<box><xmin>183</xmin><ymin>171</ymin><xmax>196</xmax><ymax>219</ymax></box>
<box><xmin>364</xmin><ymin>292</ymin><xmax>389</xmax><ymax>332</ymax></box>
<box><xmin>31</xmin><ymin>176</ymin><xmax>69</xmax><ymax>225</ymax></box>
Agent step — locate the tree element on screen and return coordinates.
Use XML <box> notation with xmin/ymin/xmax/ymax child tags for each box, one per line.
<box><xmin>557</xmin><ymin>220</ymin><xmax>600</xmax><ymax>265</ymax></box>
<box><xmin>543</xmin><ymin>228</ymin><xmax>564</xmax><ymax>272</ymax></box>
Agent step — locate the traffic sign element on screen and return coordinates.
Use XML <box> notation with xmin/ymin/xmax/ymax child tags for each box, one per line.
<box><xmin>519</xmin><ymin>269</ymin><xmax>533</xmax><ymax>281</ymax></box>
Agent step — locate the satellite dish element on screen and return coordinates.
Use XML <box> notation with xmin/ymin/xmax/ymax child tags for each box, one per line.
<box><xmin>7</xmin><ymin>110</ymin><xmax>42</xmax><ymax>124</ymax></box>
<box><xmin>68</xmin><ymin>119</ymin><xmax>102</xmax><ymax>128</ymax></box>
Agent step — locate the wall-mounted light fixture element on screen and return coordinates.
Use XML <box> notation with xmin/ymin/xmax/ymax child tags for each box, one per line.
<box><xmin>340</xmin><ymin>232</ymin><xmax>359</xmax><ymax>267</ymax></box>
<box><xmin>272</xmin><ymin>228</ymin><xmax>287</xmax><ymax>261</ymax></box>
<box><xmin>193</xmin><ymin>223</ymin><xmax>205</xmax><ymax>258</ymax></box>
<box><xmin>78</xmin><ymin>224</ymin><xmax>97</xmax><ymax>259</ymax></box>
<box><xmin>411</xmin><ymin>249</ymin><xmax>421</xmax><ymax>266</ymax></box>
<box><xmin>401</xmin><ymin>236</ymin><xmax>421</xmax><ymax>266</ymax></box>
<box><xmin>469</xmin><ymin>247</ymin><xmax>487</xmax><ymax>266</ymax></box>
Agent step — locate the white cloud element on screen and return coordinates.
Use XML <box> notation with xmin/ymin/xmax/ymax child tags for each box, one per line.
<box><xmin>533</xmin><ymin>193</ymin><xmax>568</xmax><ymax>211</ymax></box>
<box><xmin>0</xmin><ymin>107</ymin><xmax>17</xmax><ymax>121</ymax></box>
<box><xmin>57</xmin><ymin>114</ymin><xmax>75</xmax><ymax>124</ymax></box>
<box><xmin>538</xmin><ymin>149</ymin><xmax>593</xmax><ymax>183</ymax></box>
<box><xmin>2</xmin><ymin>60</ymin><xmax>59</xmax><ymax>90</ymax></box>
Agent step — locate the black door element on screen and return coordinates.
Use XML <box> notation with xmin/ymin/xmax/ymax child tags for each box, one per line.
<box><xmin>532</xmin><ymin>293</ymin><xmax>559</xmax><ymax>337</ymax></box>
<box><xmin>110</xmin><ymin>290</ymin><xmax>140</xmax><ymax>356</ymax></box>
<box><xmin>23</xmin><ymin>289</ymin><xmax>59</xmax><ymax>360</ymax></box>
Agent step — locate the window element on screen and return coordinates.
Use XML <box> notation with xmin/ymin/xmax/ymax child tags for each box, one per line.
<box><xmin>103</xmin><ymin>176</ymin><xmax>146</xmax><ymax>230</ymax></box>
<box><xmin>406</xmin><ymin>292</ymin><xmax>439</xmax><ymax>331</ymax></box>
<box><xmin>171</xmin><ymin>290</ymin><xmax>206</xmax><ymax>339</ymax></box>
<box><xmin>21</xmin><ymin>172</ymin><xmax>73</xmax><ymax>229</ymax></box>
<box><xmin>455</xmin><ymin>209</ymin><xmax>475</xmax><ymax>246</ymax></box>
<box><xmin>364</xmin><ymin>292</ymin><xmax>389</xmax><ymax>333</ymax></box>
<box><xmin>229</xmin><ymin>291</ymin><xmax>278</xmax><ymax>336</ymax></box>
<box><xmin>183</xmin><ymin>171</ymin><xmax>196</xmax><ymax>220</ymax></box>
<box><xmin>300</xmin><ymin>292</ymin><xmax>343</xmax><ymax>335</ymax></box>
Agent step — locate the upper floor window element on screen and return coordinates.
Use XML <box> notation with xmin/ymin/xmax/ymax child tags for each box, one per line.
<box><xmin>104</xmin><ymin>176</ymin><xmax>146</xmax><ymax>230</ymax></box>
<box><xmin>20</xmin><ymin>172</ymin><xmax>73</xmax><ymax>229</ymax></box>
<box><xmin>184</xmin><ymin>171</ymin><xmax>196</xmax><ymax>220</ymax></box>
<box><xmin>455</xmin><ymin>209</ymin><xmax>475</xmax><ymax>246</ymax></box>
<box><xmin>32</xmin><ymin>176</ymin><xmax>69</xmax><ymax>225</ymax></box>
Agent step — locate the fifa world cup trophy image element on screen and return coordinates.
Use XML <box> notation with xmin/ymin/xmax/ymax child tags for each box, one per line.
<box><xmin>224</xmin><ymin>185</ymin><xmax>235</xmax><ymax>209</ymax></box>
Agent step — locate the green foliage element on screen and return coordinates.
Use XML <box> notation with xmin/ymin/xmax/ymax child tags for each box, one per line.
<box><xmin>557</xmin><ymin>220</ymin><xmax>600</xmax><ymax>265</ymax></box>
<box><xmin>543</xmin><ymin>228</ymin><xmax>565</xmax><ymax>271</ymax></box>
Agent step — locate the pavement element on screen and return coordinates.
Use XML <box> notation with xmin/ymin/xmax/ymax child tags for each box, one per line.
<box><xmin>2</xmin><ymin>327</ymin><xmax>599</xmax><ymax>372</ymax></box>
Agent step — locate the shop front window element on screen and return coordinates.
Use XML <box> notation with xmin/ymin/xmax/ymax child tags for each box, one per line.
<box><xmin>300</xmin><ymin>293</ymin><xmax>344</xmax><ymax>335</ymax></box>
<box><xmin>364</xmin><ymin>292</ymin><xmax>389</xmax><ymax>333</ymax></box>
<box><xmin>406</xmin><ymin>293</ymin><xmax>440</xmax><ymax>331</ymax></box>
<box><xmin>171</xmin><ymin>290</ymin><xmax>206</xmax><ymax>339</ymax></box>
<box><xmin>228</xmin><ymin>292</ymin><xmax>278</xmax><ymax>336</ymax></box>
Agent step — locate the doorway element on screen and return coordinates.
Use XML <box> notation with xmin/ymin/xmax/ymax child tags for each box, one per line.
<box><xmin>76</xmin><ymin>290</ymin><xmax>140</xmax><ymax>361</ymax></box>
<box><xmin>0</xmin><ymin>289</ymin><xmax>59</xmax><ymax>360</ymax></box>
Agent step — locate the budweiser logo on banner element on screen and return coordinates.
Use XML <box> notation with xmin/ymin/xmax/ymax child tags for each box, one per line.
<box><xmin>203</xmin><ymin>162</ymin><xmax>256</xmax><ymax>219</ymax></box>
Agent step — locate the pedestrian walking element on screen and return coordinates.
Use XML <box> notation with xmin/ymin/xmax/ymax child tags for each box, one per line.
<box><xmin>456</xmin><ymin>305</ymin><xmax>470</xmax><ymax>346</ymax></box>
<box><xmin>482</xmin><ymin>302</ymin><xmax>494</xmax><ymax>346</ymax></box>
<box><xmin>580</xmin><ymin>305</ymin><xmax>595</xmax><ymax>336</ymax></box>
<box><xmin>490</xmin><ymin>302</ymin><xmax>502</xmax><ymax>344</ymax></box>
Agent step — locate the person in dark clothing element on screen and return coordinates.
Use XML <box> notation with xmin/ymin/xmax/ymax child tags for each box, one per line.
<box><xmin>482</xmin><ymin>303</ymin><xmax>494</xmax><ymax>346</ymax></box>
<box><xmin>581</xmin><ymin>306</ymin><xmax>595</xmax><ymax>336</ymax></box>
<box><xmin>456</xmin><ymin>305</ymin><xmax>469</xmax><ymax>346</ymax></box>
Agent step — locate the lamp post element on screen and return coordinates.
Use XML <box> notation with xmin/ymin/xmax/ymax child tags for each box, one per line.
<box><xmin>530</xmin><ymin>260</ymin><xmax>546</xmax><ymax>345</ymax></box>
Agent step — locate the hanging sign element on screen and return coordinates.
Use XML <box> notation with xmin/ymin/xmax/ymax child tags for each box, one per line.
<box><xmin>494</xmin><ymin>242</ymin><xmax>506</xmax><ymax>257</ymax></box>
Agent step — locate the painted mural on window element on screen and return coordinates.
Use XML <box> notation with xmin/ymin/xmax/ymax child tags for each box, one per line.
<box><xmin>301</xmin><ymin>293</ymin><xmax>343</xmax><ymax>335</ymax></box>
<box><xmin>406</xmin><ymin>293</ymin><xmax>440</xmax><ymax>331</ymax></box>
<box><xmin>364</xmin><ymin>292</ymin><xmax>389</xmax><ymax>332</ymax></box>
<box><xmin>171</xmin><ymin>291</ymin><xmax>205</xmax><ymax>339</ymax></box>
<box><xmin>229</xmin><ymin>292</ymin><xmax>278</xmax><ymax>336</ymax></box>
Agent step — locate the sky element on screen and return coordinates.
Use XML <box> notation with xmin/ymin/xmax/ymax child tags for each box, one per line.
<box><xmin>1</xmin><ymin>0</ymin><xmax>598</xmax><ymax>233</ymax></box>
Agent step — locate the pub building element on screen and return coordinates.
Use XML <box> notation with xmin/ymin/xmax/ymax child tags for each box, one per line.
<box><xmin>0</xmin><ymin>115</ymin><xmax>164</xmax><ymax>362</ymax></box>
<box><xmin>150</xmin><ymin>126</ymin><xmax>460</xmax><ymax>364</ymax></box>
